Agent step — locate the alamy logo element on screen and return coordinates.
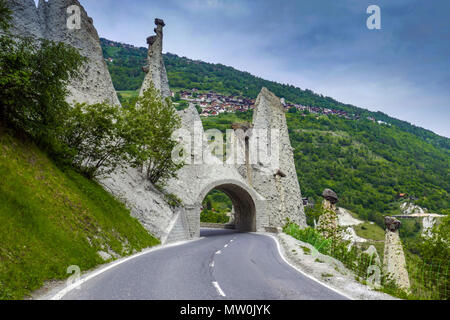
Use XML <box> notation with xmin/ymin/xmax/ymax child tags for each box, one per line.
<box><xmin>66</xmin><ymin>265</ymin><xmax>82</xmax><ymax>290</ymax></box>
<box><xmin>367</xmin><ymin>5</ymin><xmax>381</xmax><ymax>30</ymax></box>
<box><xmin>67</xmin><ymin>5</ymin><xmax>81</xmax><ymax>30</ymax></box>
<box><xmin>171</xmin><ymin>121</ymin><xmax>281</xmax><ymax>173</ymax></box>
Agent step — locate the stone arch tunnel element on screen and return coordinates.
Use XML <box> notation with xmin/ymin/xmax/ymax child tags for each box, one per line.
<box><xmin>199</xmin><ymin>183</ymin><xmax>257</xmax><ymax>233</ymax></box>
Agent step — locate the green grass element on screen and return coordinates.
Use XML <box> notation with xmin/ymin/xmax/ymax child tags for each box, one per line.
<box><xmin>117</xmin><ymin>90</ymin><xmax>139</xmax><ymax>104</ymax></box>
<box><xmin>301</xmin><ymin>246</ymin><xmax>312</xmax><ymax>255</ymax></box>
<box><xmin>202</xmin><ymin>112</ymin><xmax>253</xmax><ymax>133</ymax></box>
<box><xmin>0</xmin><ymin>129</ymin><xmax>159</xmax><ymax>300</ymax></box>
<box><xmin>117</xmin><ymin>90</ymin><xmax>139</xmax><ymax>99</ymax></box>
<box><xmin>354</xmin><ymin>222</ymin><xmax>386</xmax><ymax>241</ymax></box>
<box><xmin>322</xmin><ymin>273</ymin><xmax>334</xmax><ymax>278</ymax></box>
<box><xmin>200</xmin><ymin>210</ymin><xmax>230</xmax><ymax>224</ymax></box>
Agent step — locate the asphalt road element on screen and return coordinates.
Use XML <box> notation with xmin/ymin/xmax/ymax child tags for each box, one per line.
<box><xmin>62</xmin><ymin>229</ymin><xmax>347</xmax><ymax>300</ymax></box>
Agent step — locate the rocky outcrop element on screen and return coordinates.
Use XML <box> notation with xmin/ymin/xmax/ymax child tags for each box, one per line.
<box><xmin>385</xmin><ymin>216</ymin><xmax>401</xmax><ymax>232</ymax></box>
<box><xmin>322</xmin><ymin>188</ymin><xmax>338</xmax><ymax>204</ymax></box>
<box><xmin>140</xmin><ymin>18</ymin><xmax>171</xmax><ymax>98</ymax></box>
<box><xmin>163</xmin><ymin>86</ymin><xmax>307</xmax><ymax>239</ymax></box>
<box><xmin>422</xmin><ymin>216</ymin><xmax>436</xmax><ymax>238</ymax></box>
<box><xmin>318</xmin><ymin>204</ymin><xmax>339</xmax><ymax>239</ymax></box>
<box><xmin>5</xmin><ymin>0</ymin><xmax>120</xmax><ymax>106</ymax></box>
<box><xmin>400</xmin><ymin>202</ymin><xmax>426</xmax><ymax>215</ymax></box>
<box><xmin>337</xmin><ymin>207</ymin><xmax>363</xmax><ymax>227</ymax></box>
<box><xmin>6</xmin><ymin>4</ymin><xmax>308</xmax><ymax>242</ymax></box>
<box><xmin>383</xmin><ymin>216</ymin><xmax>411</xmax><ymax>292</ymax></box>
<box><xmin>4</xmin><ymin>0</ymin><xmax>43</xmax><ymax>38</ymax></box>
<box><xmin>248</xmin><ymin>88</ymin><xmax>306</xmax><ymax>227</ymax></box>
<box><xmin>99</xmin><ymin>168</ymin><xmax>177</xmax><ymax>242</ymax></box>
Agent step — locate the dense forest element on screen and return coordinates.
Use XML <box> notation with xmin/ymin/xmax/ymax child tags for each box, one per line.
<box><xmin>100</xmin><ymin>38</ymin><xmax>449</xmax><ymax>228</ymax></box>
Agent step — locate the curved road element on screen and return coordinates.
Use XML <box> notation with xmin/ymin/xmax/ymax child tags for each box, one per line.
<box><xmin>62</xmin><ymin>229</ymin><xmax>347</xmax><ymax>300</ymax></box>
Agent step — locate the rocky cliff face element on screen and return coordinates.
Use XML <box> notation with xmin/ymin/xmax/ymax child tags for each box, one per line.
<box><xmin>248</xmin><ymin>88</ymin><xmax>306</xmax><ymax>227</ymax></box>
<box><xmin>5</xmin><ymin>0</ymin><xmax>43</xmax><ymax>38</ymax></box>
<box><xmin>383</xmin><ymin>217</ymin><xmax>411</xmax><ymax>291</ymax></box>
<box><xmin>99</xmin><ymin>167</ymin><xmax>178</xmax><ymax>243</ymax></box>
<box><xmin>5</xmin><ymin>2</ymin><xmax>307</xmax><ymax>241</ymax></box>
<box><xmin>5</xmin><ymin>0</ymin><xmax>120</xmax><ymax>106</ymax></box>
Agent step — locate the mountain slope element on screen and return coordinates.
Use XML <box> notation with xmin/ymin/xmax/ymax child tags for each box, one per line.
<box><xmin>100</xmin><ymin>38</ymin><xmax>449</xmax><ymax>150</ymax></box>
<box><xmin>0</xmin><ymin>128</ymin><xmax>159</xmax><ymax>299</ymax></box>
<box><xmin>99</xmin><ymin>38</ymin><xmax>449</xmax><ymax>225</ymax></box>
<box><xmin>202</xmin><ymin>111</ymin><xmax>449</xmax><ymax>227</ymax></box>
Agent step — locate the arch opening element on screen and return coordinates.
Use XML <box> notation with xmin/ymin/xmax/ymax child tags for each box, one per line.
<box><xmin>200</xmin><ymin>183</ymin><xmax>256</xmax><ymax>232</ymax></box>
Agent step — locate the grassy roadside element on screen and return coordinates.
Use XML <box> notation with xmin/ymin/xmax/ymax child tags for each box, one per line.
<box><xmin>354</xmin><ymin>222</ymin><xmax>385</xmax><ymax>241</ymax></box>
<box><xmin>0</xmin><ymin>128</ymin><xmax>160</xmax><ymax>300</ymax></box>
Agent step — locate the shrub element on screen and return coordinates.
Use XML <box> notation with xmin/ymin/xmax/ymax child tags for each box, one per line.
<box><xmin>200</xmin><ymin>210</ymin><xmax>230</xmax><ymax>224</ymax></box>
<box><xmin>62</xmin><ymin>85</ymin><xmax>185</xmax><ymax>182</ymax></box>
<box><xmin>0</xmin><ymin>31</ymin><xmax>85</xmax><ymax>155</ymax></box>
<box><xmin>124</xmin><ymin>84</ymin><xmax>183</xmax><ymax>185</ymax></box>
<box><xmin>284</xmin><ymin>223</ymin><xmax>380</xmax><ymax>280</ymax></box>
<box><xmin>61</xmin><ymin>102</ymin><xmax>128</xmax><ymax>178</ymax></box>
<box><xmin>0</xmin><ymin>0</ymin><xmax>11</xmax><ymax>31</ymax></box>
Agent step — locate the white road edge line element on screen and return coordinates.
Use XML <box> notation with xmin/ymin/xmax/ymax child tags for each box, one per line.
<box><xmin>212</xmin><ymin>281</ymin><xmax>226</xmax><ymax>297</ymax></box>
<box><xmin>49</xmin><ymin>238</ymin><xmax>205</xmax><ymax>300</ymax></box>
<box><xmin>266</xmin><ymin>234</ymin><xmax>354</xmax><ymax>301</ymax></box>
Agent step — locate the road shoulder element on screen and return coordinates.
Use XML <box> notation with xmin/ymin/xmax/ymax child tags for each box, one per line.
<box><xmin>30</xmin><ymin>238</ymin><xmax>204</xmax><ymax>300</ymax></box>
<box><xmin>271</xmin><ymin>233</ymin><xmax>398</xmax><ymax>300</ymax></box>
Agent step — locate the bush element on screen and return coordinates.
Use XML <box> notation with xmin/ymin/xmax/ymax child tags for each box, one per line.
<box><xmin>175</xmin><ymin>100</ymin><xmax>189</xmax><ymax>111</ymax></box>
<box><xmin>124</xmin><ymin>84</ymin><xmax>183</xmax><ymax>185</ymax></box>
<box><xmin>418</xmin><ymin>215</ymin><xmax>449</xmax><ymax>262</ymax></box>
<box><xmin>61</xmin><ymin>85</ymin><xmax>185</xmax><ymax>182</ymax></box>
<box><xmin>0</xmin><ymin>31</ymin><xmax>85</xmax><ymax>155</ymax></box>
<box><xmin>283</xmin><ymin>223</ymin><xmax>380</xmax><ymax>280</ymax></box>
<box><xmin>201</xmin><ymin>210</ymin><xmax>230</xmax><ymax>224</ymax></box>
<box><xmin>305</xmin><ymin>202</ymin><xmax>325</xmax><ymax>227</ymax></box>
<box><xmin>61</xmin><ymin>102</ymin><xmax>129</xmax><ymax>178</ymax></box>
<box><xmin>0</xmin><ymin>0</ymin><xmax>11</xmax><ymax>31</ymax></box>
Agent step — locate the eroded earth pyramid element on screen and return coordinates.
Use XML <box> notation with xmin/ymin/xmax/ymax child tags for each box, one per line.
<box><xmin>5</xmin><ymin>2</ymin><xmax>307</xmax><ymax>242</ymax></box>
<box><xmin>5</xmin><ymin>0</ymin><xmax>120</xmax><ymax>106</ymax></box>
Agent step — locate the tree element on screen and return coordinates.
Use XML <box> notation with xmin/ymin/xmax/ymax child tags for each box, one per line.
<box><xmin>0</xmin><ymin>33</ymin><xmax>85</xmax><ymax>153</ymax></box>
<box><xmin>418</xmin><ymin>215</ymin><xmax>450</xmax><ymax>262</ymax></box>
<box><xmin>62</xmin><ymin>102</ymin><xmax>128</xmax><ymax>178</ymax></box>
<box><xmin>172</xmin><ymin>92</ymin><xmax>181</xmax><ymax>102</ymax></box>
<box><xmin>124</xmin><ymin>84</ymin><xmax>184</xmax><ymax>185</ymax></box>
<box><xmin>0</xmin><ymin>0</ymin><xmax>11</xmax><ymax>32</ymax></box>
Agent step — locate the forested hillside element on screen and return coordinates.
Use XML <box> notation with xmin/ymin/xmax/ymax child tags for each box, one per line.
<box><xmin>101</xmin><ymin>38</ymin><xmax>449</xmax><ymax>150</ymax></box>
<box><xmin>100</xmin><ymin>38</ymin><xmax>449</xmax><ymax>227</ymax></box>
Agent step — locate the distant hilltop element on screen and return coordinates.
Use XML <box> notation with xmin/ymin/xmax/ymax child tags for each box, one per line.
<box><xmin>101</xmin><ymin>38</ymin><xmax>146</xmax><ymax>51</ymax></box>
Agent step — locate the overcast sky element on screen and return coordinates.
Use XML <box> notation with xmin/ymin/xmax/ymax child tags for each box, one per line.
<box><xmin>35</xmin><ymin>0</ymin><xmax>450</xmax><ymax>137</ymax></box>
